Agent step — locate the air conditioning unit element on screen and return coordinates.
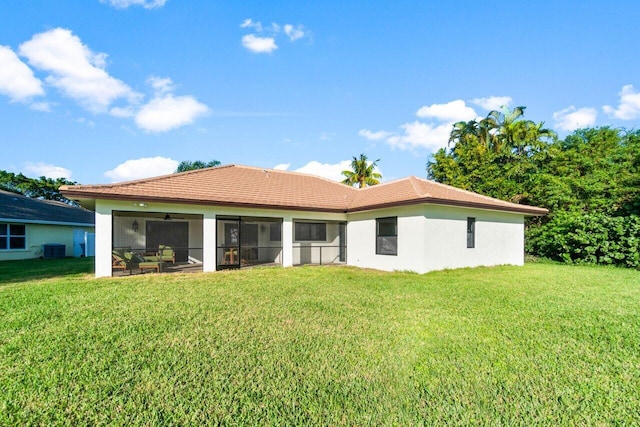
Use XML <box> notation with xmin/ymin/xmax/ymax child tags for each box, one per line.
<box><xmin>43</xmin><ymin>244</ymin><xmax>65</xmax><ymax>259</ymax></box>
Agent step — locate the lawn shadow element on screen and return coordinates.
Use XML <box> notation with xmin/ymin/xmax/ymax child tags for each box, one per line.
<box><xmin>0</xmin><ymin>257</ymin><xmax>94</xmax><ymax>286</ymax></box>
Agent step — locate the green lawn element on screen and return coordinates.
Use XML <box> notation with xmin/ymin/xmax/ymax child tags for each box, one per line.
<box><xmin>1</xmin><ymin>260</ymin><xmax>639</xmax><ymax>425</ymax></box>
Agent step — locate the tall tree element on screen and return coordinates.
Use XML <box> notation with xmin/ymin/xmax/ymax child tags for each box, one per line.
<box><xmin>175</xmin><ymin>160</ymin><xmax>221</xmax><ymax>173</ymax></box>
<box><xmin>0</xmin><ymin>170</ymin><xmax>77</xmax><ymax>204</ymax></box>
<box><xmin>428</xmin><ymin>106</ymin><xmax>555</xmax><ymax>204</ymax></box>
<box><xmin>341</xmin><ymin>154</ymin><xmax>382</xmax><ymax>188</ymax></box>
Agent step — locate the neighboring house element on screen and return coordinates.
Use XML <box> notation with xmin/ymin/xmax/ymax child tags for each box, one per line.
<box><xmin>0</xmin><ymin>190</ymin><xmax>95</xmax><ymax>261</ymax></box>
<box><xmin>60</xmin><ymin>164</ymin><xmax>547</xmax><ymax>278</ymax></box>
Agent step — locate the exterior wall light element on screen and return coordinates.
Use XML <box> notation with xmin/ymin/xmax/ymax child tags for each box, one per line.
<box><xmin>132</xmin><ymin>220</ymin><xmax>139</xmax><ymax>232</ymax></box>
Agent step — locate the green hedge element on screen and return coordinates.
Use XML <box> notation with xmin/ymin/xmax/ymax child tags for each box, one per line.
<box><xmin>526</xmin><ymin>213</ymin><xmax>640</xmax><ymax>268</ymax></box>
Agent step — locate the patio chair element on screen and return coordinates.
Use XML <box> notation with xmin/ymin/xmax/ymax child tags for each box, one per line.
<box><xmin>112</xmin><ymin>251</ymin><xmax>129</xmax><ymax>273</ymax></box>
<box><xmin>158</xmin><ymin>245</ymin><xmax>176</xmax><ymax>264</ymax></box>
<box><xmin>223</xmin><ymin>248</ymin><xmax>238</xmax><ymax>264</ymax></box>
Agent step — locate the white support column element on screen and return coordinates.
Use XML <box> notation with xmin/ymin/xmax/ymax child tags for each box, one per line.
<box><xmin>282</xmin><ymin>215</ymin><xmax>293</xmax><ymax>267</ymax></box>
<box><xmin>94</xmin><ymin>202</ymin><xmax>113</xmax><ymax>278</ymax></box>
<box><xmin>202</xmin><ymin>215</ymin><xmax>217</xmax><ymax>272</ymax></box>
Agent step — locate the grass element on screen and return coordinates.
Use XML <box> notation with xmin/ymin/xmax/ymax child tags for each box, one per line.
<box><xmin>1</xmin><ymin>259</ymin><xmax>639</xmax><ymax>425</ymax></box>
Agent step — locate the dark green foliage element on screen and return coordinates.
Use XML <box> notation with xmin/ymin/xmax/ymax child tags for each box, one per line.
<box><xmin>427</xmin><ymin>106</ymin><xmax>555</xmax><ymax>204</ymax></box>
<box><xmin>529</xmin><ymin>128</ymin><xmax>640</xmax><ymax>216</ymax></box>
<box><xmin>0</xmin><ymin>170</ymin><xmax>77</xmax><ymax>205</ymax></box>
<box><xmin>175</xmin><ymin>160</ymin><xmax>221</xmax><ymax>173</ymax></box>
<box><xmin>526</xmin><ymin>212</ymin><xmax>640</xmax><ymax>267</ymax></box>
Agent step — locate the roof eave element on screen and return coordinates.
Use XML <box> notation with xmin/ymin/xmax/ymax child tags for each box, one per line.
<box><xmin>60</xmin><ymin>192</ymin><xmax>348</xmax><ymax>214</ymax></box>
<box><xmin>347</xmin><ymin>197</ymin><xmax>548</xmax><ymax>216</ymax></box>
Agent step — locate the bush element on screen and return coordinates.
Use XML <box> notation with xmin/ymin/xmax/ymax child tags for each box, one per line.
<box><xmin>526</xmin><ymin>213</ymin><xmax>640</xmax><ymax>268</ymax></box>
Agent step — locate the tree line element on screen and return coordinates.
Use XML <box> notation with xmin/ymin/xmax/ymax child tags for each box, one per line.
<box><xmin>428</xmin><ymin>106</ymin><xmax>640</xmax><ymax>268</ymax></box>
<box><xmin>0</xmin><ymin>171</ymin><xmax>78</xmax><ymax>204</ymax></box>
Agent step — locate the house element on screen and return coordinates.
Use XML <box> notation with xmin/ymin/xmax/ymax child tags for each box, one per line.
<box><xmin>60</xmin><ymin>164</ymin><xmax>547</xmax><ymax>277</ymax></box>
<box><xmin>0</xmin><ymin>190</ymin><xmax>95</xmax><ymax>261</ymax></box>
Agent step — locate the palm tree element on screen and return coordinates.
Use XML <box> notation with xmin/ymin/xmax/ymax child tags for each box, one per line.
<box><xmin>449</xmin><ymin>120</ymin><xmax>479</xmax><ymax>146</ymax></box>
<box><xmin>487</xmin><ymin>106</ymin><xmax>526</xmax><ymax>153</ymax></box>
<box><xmin>341</xmin><ymin>154</ymin><xmax>382</xmax><ymax>188</ymax></box>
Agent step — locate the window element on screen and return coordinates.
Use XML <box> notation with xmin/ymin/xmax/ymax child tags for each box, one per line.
<box><xmin>376</xmin><ymin>217</ymin><xmax>397</xmax><ymax>255</ymax></box>
<box><xmin>467</xmin><ymin>217</ymin><xmax>475</xmax><ymax>248</ymax></box>
<box><xmin>270</xmin><ymin>222</ymin><xmax>281</xmax><ymax>241</ymax></box>
<box><xmin>0</xmin><ymin>224</ymin><xmax>26</xmax><ymax>250</ymax></box>
<box><xmin>295</xmin><ymin>222</ymin><xmax>326</xmax><ymax>241</ymax></box>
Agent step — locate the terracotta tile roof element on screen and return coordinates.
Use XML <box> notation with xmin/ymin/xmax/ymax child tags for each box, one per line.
<box><xmin>62</xmin><ymin>165</ymin><xmax>357</xmax><ymax>212</ymax></box>
<box><xmin>60</xmin><ymin>164</ymin><xmax>547</xmax><ymax>215</ymax></box>
<box><xmin>348</xmin><ymin>176</ymin><xmax>548</xmax><ymax>215</ymax></box>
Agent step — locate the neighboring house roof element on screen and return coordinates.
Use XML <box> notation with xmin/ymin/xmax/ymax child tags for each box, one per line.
<box><xmin>0</xmin><ymin>190</ymin><xmax>95</xmax><ymax>225</ymax></box>
<box><xmin>60</xmin><ymin>164</ymin><xmax>548</xmax><ymax>216</ymax></box>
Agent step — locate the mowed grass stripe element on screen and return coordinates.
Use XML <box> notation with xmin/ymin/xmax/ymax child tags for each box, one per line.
<box><xmin>1</xmin><ymin>260</ymin><xmax>639</xmax><ymax>425</ymax></box>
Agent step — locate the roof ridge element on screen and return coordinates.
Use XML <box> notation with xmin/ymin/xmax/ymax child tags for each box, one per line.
<box><xmin>411</xmin><ymin>176</ymin><xmax>533</xmax><ymax>208</ymax></box>
<box><xmin>407</xmin><ymin>176</ymin><xmax>429</xmax><ymax>197</ymax></box>
<box><xmin>61</xmin><ymin>164</ymin><xmax>235</xmax><ymax>190</ymax></box>
<box><xmin>356</xmin><ymin>176</ymin><xmax>412</xmax><ymax>191</ymax></box>
<box><xmin>240</xmin><ymin>164</ymin><xmax>359</xmax><ymax>190</ymax></box>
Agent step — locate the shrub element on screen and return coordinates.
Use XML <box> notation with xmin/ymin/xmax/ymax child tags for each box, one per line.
<box><xmin>526</xmin><ymin>213</ymin><xmax>640</xmax><ymax>268</ymax></box>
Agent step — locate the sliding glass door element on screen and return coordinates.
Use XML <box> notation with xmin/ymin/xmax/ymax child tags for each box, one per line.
<box><xmin>216</xmin><ymin>216</ymin><xmax>282</xmax><ymax>269</ymax></box>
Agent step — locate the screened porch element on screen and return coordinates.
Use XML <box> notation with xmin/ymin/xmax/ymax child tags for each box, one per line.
<box><xmin>112</xmin><ymin>211</ymin><xmax>204</xmax><ymax>274</ymax></box>
<box><xmin>216</xmin><ymin>216</ymin><xmax>283</xmax><ymax>269</ymax></box>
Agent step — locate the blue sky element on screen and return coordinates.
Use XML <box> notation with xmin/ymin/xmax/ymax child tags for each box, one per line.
<box><xmin>1</xmin><ymin>0</ymin><xmax>639</xmax><ymax>185</ymax></box>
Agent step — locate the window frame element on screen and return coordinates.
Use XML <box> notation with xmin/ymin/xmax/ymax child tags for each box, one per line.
<box><xmin>294</xmin><ymin>222</ymin><xmax>327</xmax><ymax>242</ymax></box>
<box><xmin>467</xmin><ymin>217</ymin><xmax>476</xmax><ymax>249</ymax></box>
<box><xmin>269</xmin><ymin>222</ymin><xmax>282</xmax><ymax>242</ymax></box>
<box><xmin>376</xmin><ymin>217</ymin><xmax>397</xmax><ymax>256</ymax></box>
<box><xmin>0</xmin><ymin>223</ymin><xmax>27</xmax><ymax>251</ymax></box>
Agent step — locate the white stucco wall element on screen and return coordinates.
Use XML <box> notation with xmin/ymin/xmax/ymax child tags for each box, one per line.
<box><xmin>423</xmin><ymin>205</ymin><xmax>524</xmax><ymax>271</ymax></box>
<box><xmin>347</xmin><ymin>205</ymin><xmax>427</xmax><ymax>273</ymax></box>
<box><xmin>346</xmin><ymin>204</ymin><xmax>525</xmax><ymax>274</ymax></box>
<box><xmin>95</xmin><ymin>202</ymin><xmax>113</xmax><ymax>278</ymax></box>
<box><xmin>0</xmin><ymin>223</ymin><xmax>94</xmax><ymax>261</ymax></box>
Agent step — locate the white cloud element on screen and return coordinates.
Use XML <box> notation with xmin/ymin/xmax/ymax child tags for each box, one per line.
<box><xmin>359</xmin><ymin>129</ymin><xmax>392</xmax><ymax>141</ymax></box>
<box><xmin>0</xmin><ymin>45</ymin><xmax>44</xmax><ymax>102</ymax></box>
<box><xmin>294</xmin><ymin>160</ymin><xmax>352</xmax><ymax>182</ymax></box>
<box><xmin>24</xmin><ymin>162</ymin><xmax>72</xmax><ymax>179</ymax></box>
<box><xmin>147</xmin><ymin>76</ymin><xmax>175</xmax><ymax>95</ymax></box>
<box><xmin>240</xmin><ymin>18</ymin><xmax>263</xmax><ymax>32</ymax></box>
<box><xmin>386</xmin><ymin>121</ymin><xmax>452</xmax><ymax>151</ymax></box>
<box><xmin>603</xmin><ymin>84</ymin><xmax>640</xmax><ymax>120</ymax></box>
<box><xmin>416</xmin><ymin>100</ymin><xmax>477</xmax><ymax>122</ymax></box>
<box><xmin>470</xmin><ymin>96</ymin><xmax>512</xmax><ymax>111</ymax></box>
<box><xmin>104</xmin><ymin>157</ymin><xmax>179</xmax><ymax>182</ymax></box>
<box><xmin>135</xmin><ymin>94</ymin><xmax>209</xmax><ymax>132</ymax></box>
<box><xmin>241</xmin><ymin>34</ymin><xmax>277</xmax><ymax>53</ymax></box>
<box><xmin>240</xmin><ymin>19</ymin><xmax>308</xmax><ymax>53</ymax></box>
<box><xmin>273</xmin><ymin>163</ymin><xmax>290</xmax><ymax>170</ymax></box>
<box><xmin>284</xmin><ymin>24</ymin><xmax>305</xmax><ymax>41</ymax></box>
<box><xmin>19</xmin><ymin>28</ymin><xmax>140</xmax><ymax>113</ymax></box>
<box><xmin>553</xmin><ymin>106</ymin><xmax>597</xmax><ymax>131</ymax></box>
<box><xmin>100</xmin><ymin>0</ymin><xmax>167</xmax><ymax>9</ymax></box>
